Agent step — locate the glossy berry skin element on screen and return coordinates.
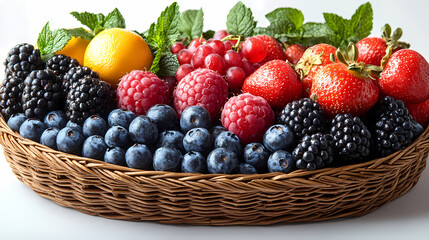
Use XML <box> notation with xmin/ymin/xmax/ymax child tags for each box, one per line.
<box><xmin>263</xmin><ymin>124</ymin><xmax>295</xmax><ymax>152</ymax></box>
<box><xmin>183</xmin><ymin>128</ymin><xmax>213</xmax><ymax>155</ymax></box>
<box><xmin>4</xmin><ymin>43</ymin><xmax>43</xmax><ymax>79</ymax></box>
<box><xmin>40</xmin><ymin>128</ymin><xmax>59</xmax><ymax>150</ymax></box>
<box><xmin>117</xmin><ymin>70</ymin><xmax>169</xmax><ymax>116</ymax></box>
<box><xmin>19</xmin><ymin>118</ymin><xmax>46</xmax><ymax>142</ymax></box>
<box><xmin>255</xmin><ymin>35</ymin><xmax>286</xmax><ymax>63</ymax></box>
<box><xmin>267</xmin><ymin>150</ymin><xmax>295</xmax><ymax>173</ymax></box>
<box><xmin>0</xmin><ymin>76</ymin><xmax>24</xmax><ymax>120</ymax></box>
<box><xmin>411</xmin><ymin>120</ymin><xmax>424</xmax><ymax>138</ymax></box>
<box><xmin>285</xmin><ymin>44</ymin><xmax>306</xmax><ymax>65</ymax></box>
<box><xmin>160</xmin><ymin>76</ymin><xmax>177</xmax><ymax>96</ymax></box>
<box><xmin>175</xmin><ymin>64</ymin><xmax>194</xmax><ymax>82</ymax></box>
<box><xmin>238</xmin><ymin>163</ymin><xmax>258</xmax><ymax>174</ymax></box>
<box><xmin>43</xmin><ymin>110</ymin><xmax>67</xmax><ymax>129</ymax></box>
<box><xmin>104</xmin><ymin>147</ymin><xmax>126</xmax><ymax>166</ymax></box>
<box><xmin>126</xmin><ymin>144</ymin><xmax>153</xmax><ymax>170</ymax></box>
<box><xmin>82</xmin><ymin>135</ymin><xmax>107</xmax><ymax>160</ymax></box>
<box><xmin>243</xmin><ymin>142</ymin><xmax>270</xmax><ymax>173</ymax></box>
<box><xmin>221</xmin><ymin>93</ymin><xmax>274</xmax><ymax>144</ymax></box>
<box><xmin>242</xmin><ymin>37</ymin><xmax>267</xmax><ymax>63</ymax></box>
<box><xmin>45</xmin><ymin>54</ymin><xmax>79</xmax><ymax>80</ymax></box>
<box><xmin>210</xmin><ymin>126</ymin><xmax>227</xmax><ymax>140</ymax></box>
<box><xmin>173</xmin><ymin>68</ymin><xmax>228</xmax><ymax>120</ymax></box>
<box><xmin>129</xmin><ymin>116</ymin><xmax>158</xmax><ymax>145</ymax></box>
<box><xmin>191</xmin><ymin>45</ymin><xmax>215</xmax><ymax>69</ymax></box>
<box><xmin>379</xmin><ymin>49</ymin><xmax>429</xmax><ymax>104</ymax></box>
<box><xmin>181</xmin><ymin>151</ymin><xmax>206</xmax><ymax>173</ymax></box>
<box><xmin>207</xmin><ymin>148</ymin><xmax>239</xmax><ymax>174</ymax></box>
<box><xmin>82</xmin><ymin>115</ymin><xmax>108</xmax><ymax>137</ymax></box>
<box><xmin>292</xmin><ymin>133</ymin><xmax>334</xmax><ymax>171</ymax></box>
<box><xmin>7</xmin><ymin>113</ymin><xmax>28</xmax><ymax>132</ymax></box>
<box><xmin>356</xmin><ymin>37</ymin><xmax>387</xmax><ymax>66</ymax></box>
<box><xmin>180</xmin><ymin>105</ymin><xmax>211</xmax><ymax>133</ymax></box>
<box><xmin>56</xmin><ymin>127</ymin><xmax>85</xmax><ymax>155</ymax></box>
<box><xmin>224</xmin><ymin>50</ymin><xmax>242</xmax><ymax>68</ymax></box>
<box><xmin>187</xmin><ymin>38</ymin><xmax>206</xmax><ymax>53</ymax></box>
<box><xmin>107</xmin><ymin>109</ymin><xmax>136</xmax><ymax>129</ymax></box>
<box><xmin>157</xmin><ymin>130</ymin><xmax>185</xmax><ymax>153</ymax></box>
<box><xmin>406</xmin><ymin>99</ymin><xmax>429</xmax><ymax>127</ymax></box>
<box><xmin>242</xmin><ymin>60</ymin><xmax>302</xmax><ymax>109</ymax></box>
<box><xmin>66</xmin><ymin>120</ymin><xmax>82</xmax><ymax>131</ymax></box>
<box><xmin>204</xmin><ymin>53</ymin><xmax>226</xmax><ymax>74</ymax></box>
<box><xmin>170</xmin><ymin>42</ymin><xmax>186</xmax><ymax>54</ymax></box>
<box><xmin>177</xmin><ymin>49</ymin><xmax>193</xmax><ymax>65</ymax></box>
<box><xmin>153</xmin><ymin>147</ymin><xmax>183</xmax><ymax>172</ymax></box>
<box><xmin>104</xmin><ymin>125</ymin><xmax>129</xmax><ymax>148</ymax></box>
<box><xmin>146</xmin><ymin>104</ymin><xmax>178</xmax><ymax>132</ymax></box>
<box><xmin>214</xmin><ymin>131</ymin><xmax>242</xmax><ymax>155</ymax></box>
<box><xmin>213</xmin><ymin>30</ymin><xmax>229</xmax><ymax>40</ymax></box>
<box><xmin>310</xmin><ymin>63</ymin><xmax>379</xmax><ymax>117</ymax></box>
<box><xmin>225</xmin><ymin>67</ymin><xmax>246</xmax><ymax>92</ymax></box>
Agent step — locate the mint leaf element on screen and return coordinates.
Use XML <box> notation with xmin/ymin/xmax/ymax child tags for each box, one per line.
<box><xmin>350</xmin><ymin>2</ymin><xmax>373</xmax><ymax>39</ymax></box>
<box><xmin>70</xmin><ymin>11</ymin><xmax>100</xmax><ymax>32</ymax></box>
<box><xmin>37</xmin><ymin>22</ymin><xmax>71</xmax><ymax>61</ymax></box>
<box><xmin>104</xmin><ymin>8</ymin><xmax>126</xmax><ymax>29</ymax></box>
<box><xmin>266</xmin><ymin>8</ymin><xmax>304</xmax><ymax>29</ymax></box>
<box><xmin>157</xmin><ymin>53</ymin><xmax>180</xmax><ymax>76</ymax></box>
<box><xmin>266</xmin><ymin>20</ymin><xmax>295</xmax><ymax>39</ymax></box>
<box><xmin>226</xmin><ymin>1</ymin><xmax>256</xmax><ymax>37</ymax></box>
<box><xmin>323</xmin><ymin>13</ymin><xmax>348</xmax><ymax>40</ymax></box>
<box><xmin>287</xmin><ymin>22</ymin><xmax>336</xmax><ymax>46</ymax></box>
<box><xmin>64</xmin><ymin>28</ymin><xmax>94</xmax><ymax>40</ymax></box>
<box><xmin>70</xmin><ymin>9</ymin><xmax>126</xmax><ymax>35</ymax></box>
<box><xmin>179</xmin><ymin>9</ymin><xmax>204</xmax><ymax>40</ymax></box>
<box><xmin>202</xmin><ymin>30</ymin><xmax>215</xmax><ymax>39</ymax></box>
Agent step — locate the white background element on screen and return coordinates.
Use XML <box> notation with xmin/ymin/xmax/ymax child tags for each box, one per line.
<box><xmin>1</xmin><ymin>0</ymin><xmax>429</xmax><ymax>239</ymax></box>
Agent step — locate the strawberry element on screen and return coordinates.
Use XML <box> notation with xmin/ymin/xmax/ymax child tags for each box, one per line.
<box><xmin>310</xmin><ymin>44</ymin><xmax>380</xmax><ymax>117</ymax></box>
<box><xmin>255</xmin><ymin>35</ymin><xmax>286</xmax><ymax>63</ymax></box>
<box><xmin>406</xmin><ymin>99</ymin><xmax>429</xmax><ymax>127</ymax></box>
<box><xmin>285</xmin><ymin>44</ymin><xmax>306</xmax><ymax>65</ymax></box>
<box><xmin>379</xmin><ymin>49</ymin><xmax>429</xmax><ymax>104</ymax></box>
<box><xmin>295</xmin><ymin>43</ymin><xmax>337</xmax><ymax>97</ymax></box>
<box><xmin>242</xmin><ymin>60</ymin><xmax>301</xmax><ymax>109</ymax></box>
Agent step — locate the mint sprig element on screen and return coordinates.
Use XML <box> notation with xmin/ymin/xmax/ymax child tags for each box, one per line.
<box><xmin>226</xmin><ymin>1</ymin><xmax>256</xmax><ymax>37</ymax></box>
<box><xmin>37</xmin><ymin>22</ymin><xmax>71</xmax><ymax>61</ymax></box>
<box><xmin>179</xmin><ymin>8</ymin><xmax>204</xmax><ymax>43</ymax></box>
<box><xmin>70</xmin><ymin>8</ymin><xmax>126</xmax><ymax>35</ymax></box>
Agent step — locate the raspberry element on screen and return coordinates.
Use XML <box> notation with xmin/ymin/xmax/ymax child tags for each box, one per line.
<box><xmin>173</xmin><ymin>68</ymin><xmax>228</xmax><ymax>120</ymax></box>
<box><xmin>221</xmin><ymin>93</ymin><xmax>274</xmax><ymax>144</ymax></box>
<box><xmin>117</xmin><ymin>70</ymin><xmax>169</xmax><ymax>116</ymax></box>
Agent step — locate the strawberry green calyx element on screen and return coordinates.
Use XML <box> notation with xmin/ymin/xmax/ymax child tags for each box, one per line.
<box><xmin>295</xmin><ymin>47</ymin><xmax>323</xmax><ymax>79</ymax></box>
<box><xmin>380</xmin><ymin>24</ymin><xmax>410</xmax><ymax>69</ymax></box>
<box><xmin>220</xmin><ymin>35</ymin><xmax>244</xmax><ymax>51</ymax></box>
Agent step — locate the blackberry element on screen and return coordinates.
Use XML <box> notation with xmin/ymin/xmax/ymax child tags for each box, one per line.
<box><xmin>45</xmin><ymin>54</ymin><xmax>79</xmax><ymax>80</ymax></box>
<box><xmin>0</xmin><ymin>76</ymin><xmax>24</xmax><ymax>120</ymax></box>
<box><xmin>4</xmin><ymin>43</ymin><xmax>43</xmax><ymax>79</ymax></box>
<box><xmin>292</xmin><ymin>133</ymin><xmax>334</xmax><ymax>171</ymax></box>
<box><xmin>66</xmin><ymin>76</ymin><xmax>115</xmax><ymax>124</ymax></box>
<box><xmin>330</xmin><ymin>114</ymin><xmax>371</xmax><ymax>163</ymax></box>
<box><xmin>278</xmin><ymin>98</ymin><xmax>325</xmax><ymax>139</ymax></box>
<box><xmin>374</xmin><ymin>96</ymin><xmax>415</xmax><ymax>157</ymax></box>
<box><xmin>21</xmin><ymin>70</ymin><xmax>63</xmax><ymax>119</ymax></box>
<box><xmin>62</xmin><ymin>66</ymin><xmax>99</xmax><ymax>95</ymax></box>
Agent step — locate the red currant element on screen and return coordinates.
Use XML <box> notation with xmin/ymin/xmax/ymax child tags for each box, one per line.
<box><xmin>224</xmin><ymin>50</ymin><xmax>242</xmax><ymax>68</ymax></box>
<box><xmin>177</xmin><ymin>49</ymin><xmax>193</xmax><ymax>65</ymax></box>
<box><xmin>175</xmin><ymin>64</ymin><xmax>194</xmax><ymax>81</ymax></box>
<box><xmin>188</xmin><ymin>38</ymin><xmax>206</xmax><ymax>53</ymax></box>
<box><xmin>213</xmin><ymin>30</ymin><xmax>229</xmax><ymax>40</ymax></box>
<box><xmin>191</xmin><ymin>45</ymin><xmax>215</xmax><ymax>69</ymax></box>
<box><xmin>241</xmin><ymin>59</ymin><xmax>253</xmax><ymax>77</ymax></box>
<box><xmin>204</xmin><ymin>53</ymin><xmax>226</xmax><ymax>74</ymax></box>
<box><xmin>223</xmin><ymin>41</ymin><xmax>233</xmax><ymax>51</ymax></box>
<box><xmin>225</xmin><ymin>67</ymin><xmax>246</xmax><ymax>92</ymax></box>
<box><xmin>170</xmin><ymin>42</ymin><xmax>186</xmax><ymax>54</ymax></box>
<box><xmin>207</xmin><ymin>40</ymin><xmax>226</xmax><ymax>55</ymax></box>
<box><xmin>242</xmin><ymin>37</ymin><xmax>267</xmax><ymax>63</ymax></box>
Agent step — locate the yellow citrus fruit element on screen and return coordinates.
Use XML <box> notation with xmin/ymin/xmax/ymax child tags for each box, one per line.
<box><xmin>84</xmin><ymin>28</ymin><xmax>153</xmax><ymax>88</ymax></box>
<box><xmin>56</xmin><ymin>36</ymin><xmax>90</xmax><ymax>65</ymax></box>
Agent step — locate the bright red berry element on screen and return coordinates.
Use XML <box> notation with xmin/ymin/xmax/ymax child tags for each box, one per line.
<box><xmin>175</xmin><ymin>64</ymin><xmax>194</xmax><ymax>81</ymax></box>
<box><xmin>255</xmin><ymin>35</ymin><xmax>286</xmax><ymax>63</ymax></box>
<box><xmin>117</xmin><ymin>70</ymin><xmax>169</xmax><ymax>116</ymax></box>
<box><xmin>177</xmin><ymin>49</ymin><xmax>193</xmax><ymax>65</ymax></box>
<box><xmin>213</xmin><ymin>30</ymin><xmax>229</xmax><ymax>40</ymax></box>
<box><xmin>221</xmin><ymin>93</ymin><xmax>274</xmax><ymax>144</ymax></box>
<box><xmin>223</xmin><ymin>40</ymin><xmax>233</xmax><ymax>51</ymax></box>
<box><xmin>285</xmin><ymin>44</ymin><xmax>306</xmax><ymax>65</ymax></box>
<box><xmin>406</xmin><ymin>99</ymin><xmax>429</xmax><ymax>128</ymax></box>
<box><xmin>356</xmin><ymin>37</ymin><xmax>387</xmax><ymax>66</ymax></box>
<box><xmin>191</xmin><ymin>45</ymin><xmax>215</xmax><ymax>69</ymax></box>
<box><xmin>207</xmin><ymin>39</ymin><xmax>226</xmax><ymax>55</ymax></box>
<box><xmin>188</xmin><ymin>38</ymin><xmax>206</xmax><ymax>53</ymax></box>
<box><xmin>170</xmin><ymin>42</ymin><xmax>186</xmax><ymax>54</ymax></box>
<box><xmin>225</xmin><ymin>67</ymin><xmax>246</xmax><ymax>92</ymax></box>
<box><xmin>160</xmin><ymin>76</ymin><xmax>177</xmax><ymax>96</ymax></box>
<box><xmin>242</xmin><ymin>37</ymin><xmax>267</xmax><ymax>63</ymax></box>
<box><xmin>224</xmin><ymin>50</ymin><xmax>242</xmax><ymax>68</ymax></box>
<box><xmin>204</xmin><ymin>53</ymin><xmax>226</xmax><ymax>74</ymax></box>
<box><xmin>173</xmin><ymin>68</ymin><xmax>228</xmax><ymax>120</ymax></box>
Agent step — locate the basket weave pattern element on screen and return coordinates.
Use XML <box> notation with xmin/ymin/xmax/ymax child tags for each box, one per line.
<box><xmin>1</xmin><ymin>116</ymin><xmax>428</xmax><ymax>225</ymax></box>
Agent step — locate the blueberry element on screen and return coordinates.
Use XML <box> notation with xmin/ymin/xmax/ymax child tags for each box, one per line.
<box><xmin>180</xmin><ymin>106</ymin><xmax>211</xmax><ymax>133</ymax></box>
<box><xmin>157</xmin><ymin>130</ymin><xmax>184</xmax><ymax>152</ymax></box>
<box><xmin>411</xmin><ymin>120</ymin><xmax>424</xmax><ymax>140</ymax></box>
<box><xmin>210</xmin><ymin>125</ymin><xmax>227</xmax><ymax>140</ymax></box>
<box><xmin>43</xmin><ymin>110</ymin><xmax>67</xmax><ymax>129</ymax></box>
<box><xmin>40</xmin><ymin>127</ymin><xmax>59</xmax><ymax>150</ymax></box>
<box><xmin>243</xmin><ymin>143</ymin><xmax>270</xmax><ymax>173</ymax></box>
<box><xmin>104</xmin><ymin>147</ymin><xmax>126</xmax><ymax>166</ymax></box>
<box><xmin>153</xmin><ymin>147</ymin><xmax>183</xmax><ymax>172</ymax></box>
<box><xmin>267</xmin><ymin>150</ymin><xmax>295</xmax><ymax>173</ymax></box>
<box><xmin>82</xmin><ymin>135</ymin><xmax>107</xmax><ymax>160</ymax></box>
<box><xmin>108</xmin><ymin>109</ymin><xmax>136</xmax><ymax>128</ymax></box>
<box><xmin>207</xmin><ymin>148</ymin><xmax>239</xmax><ymax>174</ymax></box>
<box><xmin>183</xmin><ymin>128</ymin><xmax>213</xmax><ymax>155</ymax></box>
<box><xmin>19</xmin><ymin>118</ymin><xmax>46</xmax><ymax>142</ymax></box>
<box><xmin>238</xmin><ymin>163</ymin><xmax>258</xmax><ymax>174</ymax></box>
<box><xmin>7</xmin><ymin>113</ymin><xmax>28</xmax><ymax>132</ymax></box>
<box><xmin>105</xmin><ymin>125</ymin><xmax>129</xmax><ymax>148</ymax></box>
<box><xmin>129</xmin><ymin>116</ymin><xmax>158</xmax><ymax>145</ymax></box>
<box><xmin>83</xmin><ymin>115</ymin><xmax>108</xmax><ymax>137</ymax></box>
<box><xmin>263</xmin><ymin>124</ymin><xmax>295</xmax><ymax>152</ymax></box>
<box><xmin>56</xmin><ymin>127</ymin><xmax>85</xmax><ymax>155</ymax></box>
<box><xmin>66</xmin><ymin>120</ymin><xmax>82</xmax><ymax>131</ymax></box>
<box><xmin>214</xmin><ymin>131</ymin><xmax>242</xmax><ymax>155</ymax></box>
<box><xmin>146</xmin><ymin>104</ymin><xmax>178</xmax><ymax>132</ymax></box>
<box><xmin>125</xmin><ymin>144</ymin><xmax>153</xmax><ymax>170</ymax></box>
<box><xmin>181</xmin><ymin>151</ymin><xmax>206</xmax><ymax>173</ymax></box>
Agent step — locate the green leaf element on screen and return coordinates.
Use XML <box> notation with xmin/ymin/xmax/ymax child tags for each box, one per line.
<box><xmin>266</xmin><ymin>8</ymin><xmax>304</xmax><ymax>29</ymax></box>
<box><xmin>70</xmin><ymin>11</ymin><xmax>100</xmax><ymax>32</ymax></box>
<box><xmin>64</xmin><ymin>28</ymin><xmax>94</xmax><ymax>40</ymax></box>
<box><xmin>266</xmin><ymin>20</ymin><xmax>295</xmax><ymax>39</ymax></box>
<box><xmin>323</xmin><ymin>13</ymin><xmax>349</xmax><ymax>39</ymax></box>
<box><xmin>226</xmin><ymin>1</ymin><xmax>256</xmax><ymax>37</ymax></box>
<box><xmin>149</xmin><ymin>50</ymin><xmax>163</xmax><ymax>73</ymax></box>
<box><xmin>37</xmin><ymin>22</ymin><xmax>71</xmax><ymax>61</ymax></box>
<box><xmin>179</xmin><ymin>9</ymin><xmax>204</xmax><ymax>40</ymax></box>
<box><xmin>349</xmin><ymin>2</ymin><xmax>373</xmax><ymax>39</ymax></box>
<box><xmin>157</xmin><ymin>53</ymin><xmax>180</xmax><ymax>76</ymax></box>
<box><xmin>202</xmin><ymin>30</ymin><xmax>215</xmax><ymax>40</ymax></box>
<box><xmin>103</xmin><ymin>8</ymin><xmax>126</xmax><ymax>29</ymax></box>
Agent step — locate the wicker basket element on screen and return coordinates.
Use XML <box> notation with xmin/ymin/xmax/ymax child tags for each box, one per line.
<box><xmin>0</xmin><ymin>116</ymin><xmax>428</xmax><ymax>225</ymax></box>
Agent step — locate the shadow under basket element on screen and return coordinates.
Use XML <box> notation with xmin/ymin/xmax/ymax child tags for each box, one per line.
<box><xmin>0</xmin><ymin>116</ymin><xmax>428</xmax><ymax>226</ymax></box>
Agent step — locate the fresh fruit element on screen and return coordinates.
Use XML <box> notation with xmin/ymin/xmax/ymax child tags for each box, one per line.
<box><xmin>292</xmin><ymin>133</ymin><xmax>334</xmax><ymax>171</ymax></box>
<box><xmin>104</xmin><ymin>147</ymin><xmax>126</xmax><ymax>166</ymax></box>
<box><xmin>104</xmin><ymin>125</ymin><xmax>129</xmax><ymax>148</ymax></box>
<box><xmin>117</xmin><ymin>70</ymin><xmax>169</xmax><ymax>116</ymax></box>
<box><xmin>173</xmin><ymin>68</ymin><xmax>228</xmax><ymax>120</ymax></box>
<box><xmin>255</xmin><ymin>35</ymin><xmax>286</xmax><ymax>63</ymax></box>
<box><xmin>66</xmin><ymin>120</ymin><xmax>82</xmax><ymax>131</ymax></box>
<box><xmin>56</xmin><ymin>36</ymin><xmax>90</xmax><ymax>65</ymax></box>
<box><xmin>191</xmin><ymin>45</ymin><xmax>215</xmax><ymax>69</ymax></box>
<box><xmin>146</xmin><ymin>104</ymin><xmax>178</xmax><ymax>133</ymax></box>
<box><xmin>43</xmin><ymin>110</ymin><xmax>67</xmax><ymax>129</ymax></box>
<box><xmin>204</xmin><ymin>53</ymin><xmax>226</xmax><ymax>74</ymax></box>
<box><xmin>406</xmin><ymin>99</ymin><xmax>429</xmax><ymax>127</ymax></box>
<box><xmin>19</xmin><ymin>118</ymin><xmax>46</xmax><ymax>142</ymax></box>
<box><xmin>22</xmin><ymin>70</ymin><xmax>63</xmax><ymax>119</ymax></box>
<box><xmin>267</xmin><ymin>150</ymin><xmax>295</xmax><ymax>173</ymax></box>
<box><xmin>262</xmin><ymin>125</ymin><xmax>295</xmax><ymax>152</ymax></box>
<box><xmin>170</xmin><ymin>42</ymin><xmax>186</xmax><ymax>54</ymax></box>
<box><xmin>45</xmin><ymin>54</ymin><xmax>79</xmax><ymax>80</ymax></box>
<box><xmin>224</xmin><ymin>66</ymin><xmax>246</xmax><ymax>92</ymax></box>
<box><xmin>153</xmin><ymin>147</ymin><xmax>183</xmax><ymax>172</ymax></box>
<box><xmin>181</xmin><ymin>151</ymin><xmax>206</xmax><ymax>173</ymax></box>
<box><xmin>188</xmin><ymin>38</ymin><xmax>206</xmax><ymax>53</ymax></box>
<box><xmin>62</xmin><ymin>66</ymin><xmax>99</xmax><ymax>95</ymax></box>
<box><xmin>242</xmin><ymin>60</ymin><xmax>302</xmax><ymax>109</ymax></box>
<box><xmin>180</xmin><ymin>105</ymin><xmax>211</xmax><ymax>133</ymax></box>
<box><xmin>175</xmin><ymin>64</ymin><xmax>194</xmax><ymax>81</ymax></box>
<box><xmin>82</xmin><ymin>115</ymin><xmax>108</xmax><ymax>137</ymax></box>
<box><xmin>210</xmin><ymin>126</ymin><xmax>227</xmax><ymax>140</ymax></box>
<box><xmin>224</xmin><ymin>50</ymin><xmax>242</xmax><ymax>68</ymax></box>
<box><xmin>213</xmin><ymin>30</ymin><xmax>229</xmax><ymax>40</ymax></box>
<box><xmin>285</xmin><ymin>44</ymin><xmax>306</xmax><ymax>65</ymax></box>
<box><xmin>207</xmin><ymin>148</ymin><xmax>239</xmax><ymax>174</ymax></box>
<box><xmin>207</xmin><ymin>40</ymin><xmax>226</xmax><ymax>55</ymax></box>
<box><xmin>242</xmin><ymin>37</ymin><xmax>267</xmax><ymax>63</ymax></box>
<box><xmin>278</xmin><ymin>98</ymin><xmax>326</xmax><ymax>139</ymax></box>
<box><xmin>221</xmin><ymin>93</ymin><xmax>274</xmax><ymax>144</ymax></box>
<box><xmin>4</xmin><ymin>43</ymin><xmax>43</xmax><ymax>79</ymax></box>
<box><xmin>177</xmin><ymin>49</ymin><xmax>193</xmax><ymax>65</ymax></box>
<box><xmin>214</xmin><ymin>131</ymin><xmax>242</xmax><ymax>155</ymax></box>
<box><xmin>183</xmin><ymin>128</ymin><xmax>213</xmax><ymax>155</ymax></box>
<box><xmin>238</xmin><ymin>163</ymin><xmax>258</xmax><ymax>174</ymax></box>
<box><xmin>7</xmin><ymin>113</ymin><xmax>28</xmax><ymax>132</ymax></box>
<box><xmin>160</xmin><ymin>76</ymin><xmax>177</xmax><ymax>96</ymax></box>
<box><xmin>107</xmin><ymin>109</ymin><xmax>136</xmax><ymax>128</ymax></box>
<box><xmin>379</xmin><ymin>49</ymin><xmax>429</xmax><ymax>104</ymax></box>
<box><xmin>0</xmin><ymin>76</ymin><xmax>24</xmax><ymax>120</ymax></box>
<box><xmin>157</xmin><ymin>130</ymin><xmax>185</xmax><ymax>153</ymax></box>
<box><xmin>66</xmin><ymin>75</ymin><xmax>116</xmax><ymax>124</ymax></box>
<box><xmin>129</xmin><ymin>115</ymin><xmax>158</xmax><ymax>145</ymax></box>
<box><xmin>243</xmin><ymin>142</ymin><xmax>269</xmax><ymax>172</ymax></box>
<box><xmin>56</xmin><ymin>127</ymin><xmax>85</xmax><ymax>155</ymax></box>
<box><xmin>84</xmin><ymin>28</ymin><xmax>153</xmax><ymax>88</ymax></box>
<box><xmin>125</xmin><ymin>144</ymin><xmax>153</xmax><ymax>170</ymax></box>
<box><xmin>40</xmin><ymin>127</ymin><xmax>59</xmax><ymax>150</ymax></box>
<box><xmin>82</xmin><ymin>135</ymin><xmax>107</xmax><ymax>160</ymax></box>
